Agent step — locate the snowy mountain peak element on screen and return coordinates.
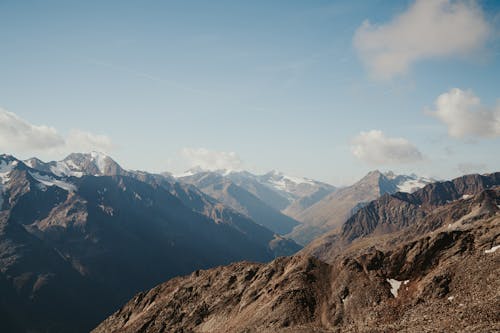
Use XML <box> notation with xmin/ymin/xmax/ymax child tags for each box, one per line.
<box><xmin>61</xmin><ymin>152</ymin><xmax>123</xmax><ymax>176</ymax></box>
<box><xmin>24</xmin><ymin>157</ymin><xmax>44</xmax><ymax>169</ymax></box>
<box><xmin>22</xmin><ymin>152</ymin><xmax>125</xmax><ymax>178</ymax></box>
<box><xmin>261</xmin><ymin>170</ymin><xmax>316</xmax><ymax>188</ymax></box>
<box><xmin>174</xmin><ymin>166</ymin><xmax>207</xmax><ymax>178</ymax></box>
<box><xmin>359</xmin><ymin>170</ymin><xmax>435</xmax><ymax>194</ymax></box>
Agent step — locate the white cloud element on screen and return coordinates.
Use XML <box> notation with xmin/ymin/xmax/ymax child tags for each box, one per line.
<box><xmin>0</xmin><ymin>108</ymin><xmax>65</xmax><ymax>151</ymax></box>
<box><xmin>351</xmin><ymin>130</ymin><xmax>423</xmax><ymax>165</ymax></box>
<box><xmin>428</xmin><ymin>88</ymin><xmax>500</xmax><ymax>138</ymax></box>
<box><xmin>180</xmin><ymin>147</ymin><xmax>243</xmax><ymax>171</ymax></box>
<box><xmin>0</xmin><ymin>108</ymin><xmax>114</xmax><ymax>156</ymax></box>
<box><xmin>353</xmin><ymin>0</ymin><xmax>490</xmax><ymax>79</ymax></box>
<box><xmin>66</xmin><ymin>129</ymin><xmax>114</xmax><ymax>153</ymax></box>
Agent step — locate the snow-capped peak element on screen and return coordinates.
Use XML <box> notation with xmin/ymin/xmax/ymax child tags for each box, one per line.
<box><xmin>59</xmin><ymin>152</ymin><xmax>122</xmax><ymax>177</ymax></box>
<box><xmin>24</xmin><ymin>152</ymin><xmax>123</xmax><ymax>178</ymax></box>
<box><xmin>174</xmin><ymin>166</ymin><xmax>207</xmax><ymax>178</ymax></box>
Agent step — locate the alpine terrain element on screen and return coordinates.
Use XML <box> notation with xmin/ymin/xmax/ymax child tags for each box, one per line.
<box><xmin>0</xmin><ymin>153</ymin><xmax>301</xmax><ymax>333</ymax></box>
<box><xmin>93</xmin><ymin>172</ymin><xmax>500</xmax><ymax>333</ymax></box>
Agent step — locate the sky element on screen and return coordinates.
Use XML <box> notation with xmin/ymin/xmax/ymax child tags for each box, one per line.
<box><xmin>1</xmin><ymin>0</ymin><xmax>499</xmax><ymax>185</ymax></box>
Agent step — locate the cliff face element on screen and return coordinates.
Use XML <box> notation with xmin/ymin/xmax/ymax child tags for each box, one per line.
<box><xmin>93</xmin><ymin>185</ymin><xmax>500</xmax><ymax>333</ymax></box>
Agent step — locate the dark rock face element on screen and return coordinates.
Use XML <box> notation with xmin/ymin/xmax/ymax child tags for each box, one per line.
<box><xmin>93</xmin><ymin>187</ymin><xmax>500</xmax><ymax>332</ymax></box>
<box><xmin>0</xmin><ymin>154</ymin><xmax>301</xmax><ymax>332</ymax></box>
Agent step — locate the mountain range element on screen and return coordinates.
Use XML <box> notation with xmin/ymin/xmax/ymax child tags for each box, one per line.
<box><xmin>288</xmin><ymin>170</ymin><xmax>434</xmax><ymax>244</ymax></box>
<box><xmin>175</xmin><ymin>168</ymin><xmax>433</xmax><ymax>245</ymax></box>
<box><xmin>2</xmin><ymin>151</ymin><xmax>496</xmax><ymax>332</ymax></box>
<box><xmin>0</xmin><ymin>153</ymin><xmax>301</xmax><ymax>332</ymax></box>
<box><xmin>94</xmin><ymin>172</ymin><xmax>500</xmax><ymax>333</ymax></box>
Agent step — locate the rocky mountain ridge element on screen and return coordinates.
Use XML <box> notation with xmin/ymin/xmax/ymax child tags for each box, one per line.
<box><xmin>93</xmin><ymin>177</ymin><xmax>500</xmax><ymax>332</ymax></box>
<box><xmin>288</xmin><ymin>170</ymin><xmax>435</xmax><ymax>245</ymax></box>
<box><xmin>305</xmin><ymin>172</ymin><xmax>500</xmax><ymax>260</ymax></box>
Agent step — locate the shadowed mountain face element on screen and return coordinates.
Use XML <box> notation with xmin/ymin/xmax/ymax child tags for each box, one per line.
<box><xmin>0</xmin><ymin>154</ymin><xmax>301</xmax><ymax>333</ymax></box>
<box><xmin>93</xmin><ymin>176</ymin><xmax>500</xmax><ymax>333</ymax></box>
<box><xmin>288</xmin><ymin>170</ymin><xmax>434</xmax><ymax>245</ymax></box>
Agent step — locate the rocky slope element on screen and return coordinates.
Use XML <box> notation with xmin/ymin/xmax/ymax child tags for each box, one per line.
<box><xmin>0</xmin><ymin>153</ymin><xmax>301</xmax><ymax>332</ymax></box>
<box><xmin>289</xmin><ymin>170</ymin><xmax>434</xmax><ymax>245</ymax></box>
<box><xmin>93</xmin><ymin>183</ymin><xmax>500</xmax><ymax>333</ymax></box>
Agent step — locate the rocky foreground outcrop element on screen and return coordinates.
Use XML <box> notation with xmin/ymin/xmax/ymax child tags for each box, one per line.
<box><xmin>93</xmin><ymin>186</ymin><xmax>500</xmax><ymax>333</ymax></box>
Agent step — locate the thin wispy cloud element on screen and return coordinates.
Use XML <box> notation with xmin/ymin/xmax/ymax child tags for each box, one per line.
<box><xmin>351</xmin><ymin>130</ymin><xmax>423</xmax><ymax>165</ymax></box>
<box><xmin>81</xmin><ymin>57</ymin><xmax>212</xmax><ymax>96</ymax></box>
<box><xmin>354</xmin><ymin>0</ymin><xmax>491</xmax><ymax>79</ymax></box>
<box><xmin>427</xmin><ymin>88</ymin><xmax>500</xmax><ymax>139</ymax></box>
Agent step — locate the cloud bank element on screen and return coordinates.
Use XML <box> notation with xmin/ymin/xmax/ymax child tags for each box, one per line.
<box><xmin>428</xmin><ymin>88</ymin><xmax>500</xmax><ymax>138</ymax></box>
<box><xmin>0</xmin><ymin>108</ymin><xmax>114</xmax><ymax>156</ymax></box>
<box><xmin>353</xmin><ymin>0</ymin><xmax>490</xmax><ymax>79</ymax></box>
<box><xmin>351</xmin><ymin>130</ymin><xmax>423</xmax><ymax>165</ymax></box>
<box><xmin>0</xmin><ymin>109</ymin><xmax>64</xmax><ymax>151</ymax></box>
<box><xmin>180</xmin><ymin>147</ymin><xmax>243</xmax><ymax>171</ymax></box>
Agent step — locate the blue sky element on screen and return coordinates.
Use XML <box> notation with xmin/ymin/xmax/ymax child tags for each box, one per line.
<box><xmin>1</xmin><ymin>0</ymin><xmax>499</xmax><ymax>185</ymax></box>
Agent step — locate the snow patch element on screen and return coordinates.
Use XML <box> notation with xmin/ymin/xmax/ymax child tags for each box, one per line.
<box><xmin>90</xmin><ymin>151</ymin><xmax>109</xmax><ymax>173</ymax></box>
<box><xmin>461</xmin><ymin>194</ymin><xmax>473</xmax><ymax>200</ymax></box>
<box><xmin>0</xmin><ymin>160</ymin><xmax>16</xmax><ymax>184</ymax></box>
<box><xmin>29</xmin><ymin>172</ymin><xmax>77</xmax><ymax>192</ymax></box>
<box><xmin>447</xmin><ymin>296</ymin><xmax>455</xmax><ymax>301</ymax></box>
<box><xmin>98</xmin><ymin>204</ymin><xmax>114</xmax><ymax>216</ymax></box>
<box><xmin>265</xmin><ymin>171</ymin><xmax>316</xmax><ymax>194</ymax></box>
<box><xmin>50</xmin><ymin>161</ymin><xmax>84</xmax><ymax>178</ymax></box>
<box><xmin>387</xmin><ymin>278</ymin><xmax>409</xmax><ymax>297</ymax></box>
<box><xmin>0</xmin><ymin>160</ymin><xmax>18</xmax><ymax>209</ymax></box>
<box><xmin>485</xmin><ymin>245</ymin><xmax>500</xmax><ymax>254</ymax></box>
<box><xmin>174</xmin><ymin>170</ymin><xmax>196</xmax><ymax>178</ymax></box>
<box><xmin>24</xmin><ymin>159</ymin><xmax>35</xmax><ymax>168</ymax></box>
<box><xmin>397</xmin><ymin>179</ymin><xmax>428</xmax><ymax>193</ymax></box>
